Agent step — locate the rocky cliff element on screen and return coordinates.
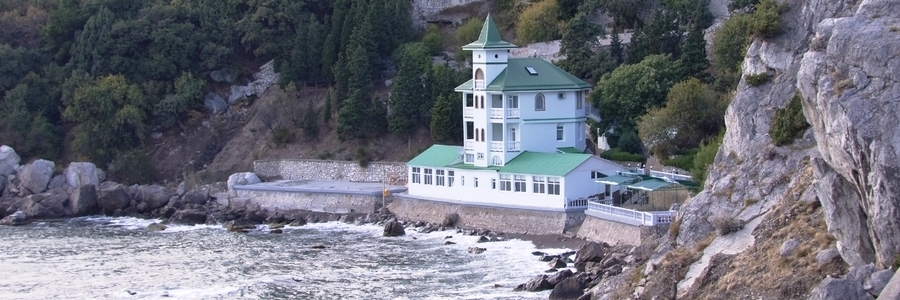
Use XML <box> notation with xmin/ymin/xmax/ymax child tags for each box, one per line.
<box><xmin>608</xmin><ymin>0</ymin><xmax>900</xmax><ymax>298</ymax></box>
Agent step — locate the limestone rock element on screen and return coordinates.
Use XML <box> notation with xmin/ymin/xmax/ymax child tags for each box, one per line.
<box><xmin>203</xmin><ymin>93</ymin><xmax>227</xmax><ymax>114</ymax></box>
<box><xmin>574</xmin><ymin>242</ymin><xmax>606</xmax><ymax>272</ymax></box>
<box><xmin>181</xmin><ymin>189</ymin><xmax>209</xmax><ymax>205</ymax></box>
<box><xmin>47</xmin><ymin>174</ymin><xmax>67</xmax><ymax>190</ymax></box>
<box><xmin>18</xmin><ymin>159</ymin><xmax>54</xmax><ymax>195</ymax></box>
<box><xmin>68</xmin><ymin>185</ymin><xmax>98</xmax><ymax>216</ymax></box>
<box><xmin>549</xmin><ymin>257</ymin><xmax>568</xmax><ymax>269</ymax></box>
<box><xmin>146</xmin><ymin>222</ymin><xmax>167</xmax><ymax>232</ymax></box>
<box><xmin>548</xmin><ymin>277</ymin><xmax>583</xmax><ymax>300</ymax></box>
<box><xmin>0</xmin><ymin>145</ymin><xmax>20</xmax><ymax>176</ymax></box>
<box><xmin>816</xmin><ymin>248</ymin><xmax>842</xmax><ymax>266</ymax></box>
<box><xmin>521</xmin><ymin>274</ymin><xmax>553</xmax><ymax>292</ymax></box>
<box><xmin>878</xmin><ymin>272</ymin><xmax>900</xmax><ymax>300</ymax></box>
<box><xmin>441</xmin><ymin>212</ymin><xmax>459</xmax><ymax>227</ymax></box>
<box><xmin>227</xmin><ymin>172</ymin><xmax>261</xmax><ymax>191</ymax></box>
<box><xmin>864</xmin><ymin>269</ymin><xmax>894</xmax><ymax>297</ymax></box>
<box><xmin>796</xmin><ymin>0</ymin><xmax>900</xmax><ymax>268</ymax></box>
<box><xmin>24</xmin><ymin>190</ymin><xmax>69</xmax><ymax>218</ymax></box>
<box><xmin>134</xmin><ymin>185</ymin><xmax>172</xmax><ymax>212</ymax></box>
<box><xmin>0</xmin><ymin>174</ymin><xmax>6</xmax><ymax>197</ymax></box>
<box><xmin>383</xmin><ymin>218</ymin><xmax>405</xmax><ymax>237</ymax></box>
<box><xmin>98</xmin><ymin>182</ymin><xmax>132</xmax><ymax>214</ymax></box>
<box><xmin>547</xmin><ymin>269</ymin><xmax>574</xmax><ymax>286</ymax></box>
<box><xmin>64</xmin><ymin>162</ymin><xmax>100</xmax><ymax>188</ymax></box>
<box><xmin>779</xmin><ymin>238</ymin><xmax>800</xmax><ymax>257</ymax></box>
<box><xmin>468</xmin><ymin>247</ymin><xmax>486</xmax><ymax>254</ymax></box>
<box><xmin>848</xmin><ymin>264</ymin><xmax>877</xmax><ymax>284</ymax></box>
<box><xmin>227</xmin><ymin>85</ymin><xmax>253</xmax><ymax>104</ymax></box>
<box><xmin>808</xmin><ymin>277</ymin><xmax>873</xmax><ymax>300</ymax></box>
<box><xmin>0</xmin><ymin>210</ymin><xmax>27</xmax><ymax>225</ymax></box>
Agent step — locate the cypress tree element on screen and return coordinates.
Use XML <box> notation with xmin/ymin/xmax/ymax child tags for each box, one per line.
<box><xmin>430</xmin><ymin>95</ymin><xmax>456</xmax><ymax>144</ymax></box>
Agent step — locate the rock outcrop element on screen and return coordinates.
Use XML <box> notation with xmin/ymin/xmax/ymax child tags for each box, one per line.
<box><xmin>0</xmin><ymin>145</ymin><xmax>20</xmax><ymax>177</ymax></box>
<box><xmin>68</xmin><ymin>185</ymin><xmax>98</xmax><ymax>216</ymax></box>
<box><xmin>796</xmin><ymin>0</ymin><xmax>900</xmax><ymax>268</ymax></box>
<box><xmin>227</xmin><ymin>172</ymin><xmax>261</xmax><ymax>192</ymax></box>
<box><xmin>0</xmin><ymin>210</ymin><xmax>27</xmax><ymax>225</ymax></box>
<box><xmin>64</xmin><ymin>162</ymin><xmax>100</xmax><ymax>188</ymax></box>
<box><xmin>17</xmin><ymin>159</ymin><xmax>54</xmax><ymax>195</ymax></box>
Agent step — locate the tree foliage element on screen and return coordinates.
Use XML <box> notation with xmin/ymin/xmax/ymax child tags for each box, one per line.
<box><xmin>558</xmin><ymin>12</ymin><xmax>617</xmax><ymax>85</ymax></box>
<box><xmin>516</xmin><ymin>0</ymin><xmax>562</xmax><ymax>44</ymax></box>
<box><xmin>770</xmin><ymin>91</ymin><xmax>809</xmax><ymax>146</ymax></box>
<box><xmin>592</xmin><ymin>54</ymin><xmax>683</xmax><ymax>131</ymax></box>
<box><xmin>637</xmin><ymin>78</ymin><xmax>726</xmax><ymax>157</ymax></box>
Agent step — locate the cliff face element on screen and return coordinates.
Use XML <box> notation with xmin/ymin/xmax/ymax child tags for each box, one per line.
<box><xmin>797</xmin><ymin>0</ymin><xmax>900</xmax><ymax>268</ymax></box>
<box><xmin>629</xmin><ymin>0</ymin><xmax>900</xmax><ymax>298</ymax></box>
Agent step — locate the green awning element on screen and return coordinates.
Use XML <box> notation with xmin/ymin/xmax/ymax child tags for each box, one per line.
<box><xmin>596</xmin><ymin>175</ymin><xmax>640</xmax><ymax>186</ymax></box>
<box><xmin>627</xmin><ymin>180</ymin><xmax>675</xmax><ymax>191</ymax></box>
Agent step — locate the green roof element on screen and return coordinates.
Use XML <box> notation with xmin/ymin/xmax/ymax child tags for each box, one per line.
<box><xmin>455</xmin><ymin>79</ymin><xmax>473</xmax><ymax>92</ymax></box>
<box><xmin>462</xmin><ymin>14</ymin><xmax>517</xmax><ymax>50</ymax></box>
<box><xmin>455</xmin><ymin>58</ymin><xmax>591</xmax><ymax>92</ymax></box>
<box><xmin>627</xmin><ymin>179</ymin><xmax>675</xmax><ymax>191</ymax></box>
<box><xmin>596</xmin><ymin>175</ymin><xmax>641</xmax><ymax>186</ymax></box>
<box><xmin>407</xmin><ymin>145</ymin><xmax>461</xmax><ymax>167</ymax></box>
<box><xmin>557</xmin><ymin>147</ymin><xmax>583</xmax><ymax>154</ymax></box>
<box><xmin>499</xmin><ymin>151</ymin><xmax>591</xmax><ymax>176</ymax></box>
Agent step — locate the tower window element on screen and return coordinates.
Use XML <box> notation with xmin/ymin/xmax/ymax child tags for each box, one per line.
<box><xmin>525</xmin><ymin>66</ymin><xmax>538</xmax><ymax>75</ymax></box>
<box><xmin>535</xmin><ymin>93</ymin><xmax>545</xmax><ymax>111</ymax></box>
<box><xmin>556</xmin><ymin>124</ymin><xmax>564</xmax><ymax>141</ymax></box>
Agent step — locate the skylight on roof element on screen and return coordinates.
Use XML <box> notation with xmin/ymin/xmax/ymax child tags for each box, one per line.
<box><xmin>525</xmin><ymin>66</ymin><xmax>538</xmax><ymax>75</ymax></box>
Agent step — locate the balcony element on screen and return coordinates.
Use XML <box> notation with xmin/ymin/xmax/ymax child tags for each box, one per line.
<box><xmin>464</xmin><ymin>140</ymin><xmax>474</xmax><ymax>150</ymax></box>
<box><xmin>489</xmin><ymin>108</ymin><xmax>521</xmax><ymax>119</ymax></box>
<box><xmin>464</xmin><ymin>107</ymin><xmax>474</xmax><ymax>118</ymax></box>
<box><xmin>474</xmin><ymin>80</ymin><xmax>485</xmax><ymax>90</ymax></box>
<box><xmin>507</xmin><ymin>141</ymin><xmax>521</xmax><ymax>152</ymax></box>
<box><xmin>490</xmin><ymin>141</ymin><xmax>503</xmax><ymax>152</ymax></box>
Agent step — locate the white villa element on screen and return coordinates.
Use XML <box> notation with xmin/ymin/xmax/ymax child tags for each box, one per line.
<box><xmin>405</xmin><ymin>15</ymin><xmax>629</xmax><ymax>211</ymax></box>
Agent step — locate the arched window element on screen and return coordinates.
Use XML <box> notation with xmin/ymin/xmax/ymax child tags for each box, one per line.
<box><xmin>491</xmin><ymin>155</ymin><xmax>502</xmax><ymax>166</ymax></box>
<box><xmin>475</xmin><ymin>69</ymin><xmax>485</xmax><ymax>90</ymax></box>
<box><xmin>475</xmin><ymin>69</ymin><xmax>484</xmax><ymax>80</ymax></box>
<box><xmin>535</xmin><ymin>93</ymin><xmax>545</xmax><ymax>111</ymax></box>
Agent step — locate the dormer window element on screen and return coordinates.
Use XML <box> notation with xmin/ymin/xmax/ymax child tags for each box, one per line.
<box><xmin>525</xmin><ymin>66</ymin><xmax>538</xmax><ymax>75</ymax></box>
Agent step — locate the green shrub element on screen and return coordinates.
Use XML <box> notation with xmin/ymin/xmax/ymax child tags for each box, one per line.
<box><xmin>108</xmin><ymin>150</ymin><xmax>155</xmax><ymax>185</ymax></box>
<box><xmin>770</xmin><ymin>92</ymin><xmax>810</xmax><ymax>146</ymax></box>
<box><xmin>662</xmin><ymin>153</ymin><xmax>696</xmax><ymax>171</ymax></box>
<box><xmin>422</xmin><ymin>24</ymin><xmax>443</xmax><ymax>55</ymax></box>
<box><xmin>745</xmin><ymin>73</ymin><xmax>770</xmax><ymax>86</ymax></box>
<box><xmin>272</xmin><ymin>127</ymin><xmax>294</xmax><ymax>145</ymax></box>
<box><xmin>600</xmin><ymin>148</ymin><xmax>644</xmax><ymax>162</ymax></box>
<box><xmin>712</xmin><ymin>14</ymin><xmax>751</xmax><ymax>90</ymax></box>
<box><xmin>516</xmin><ymin>0</ymin><xmax>562</xmax><ymax>44</ymax></box>
<box><xmin>355</xmin><ymin>147</ymin><xmax>371</xmax><ymax>168</ymax></box>
<box><xmin>618</xmin><ymin>130</ymin><xmax>643</xmax><ymax>154</ymax></box>
<box><xmin>748</xmin><ymin>0</ymin><xmax>788</xmax><ymax>38</ymax></box>
<box><xmin>691</xmin><ymin>132</ymin><xmax>723</xmax><ymax>187</ymax></box>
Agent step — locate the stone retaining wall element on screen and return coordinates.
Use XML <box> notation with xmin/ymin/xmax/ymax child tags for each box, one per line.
<box><xmin>253</xmin><ymin>160</ymin><xmax>407</xmax><ymax>183</ymax></box>
<box><xmin>411</xmin><ymin>0</ymin><xmax>482</xmax><ymax>29</ymax></box>
<box><xmin>233</xmin><ymin>188</ymin><xmax>389</xmax><ymax>214</ymax></box>
<box><xmin>389</xmin><ymin>195</ymin><xmax>582</xmax><ymax>235</ymax></box>
<box><xmin>576</xmin><ymin>215</ymin><xmax>669</xmax><ymax>246</ymax></box>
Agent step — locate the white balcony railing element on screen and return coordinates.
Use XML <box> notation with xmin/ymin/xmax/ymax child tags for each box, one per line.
<box><xmin>464</xmin><ymin>107</ymin><xmax>474</xmax><ymax>118</ymax></box>
<box><xmin>506</xmin><ymin>141</ymin><xmax>521</xmax><ymax>152</ymax></box>
<box><xmin>506</xmin><ymin>108</ymin><xmax>520</xmax><ymax>119</ymax></box>
<box><xmin>490</xmin><ymin>141</ymin><xmax>503</xmax><ymax>152</ymax></box>
<box><xmin>489</xmin><ymin>108</ymin><xmax>504</xmax><ymax>119</ymax></box>
<box><xmin>474</xmin><ymin>80</ymin><xmax>485</xmax><ymax>90</ymax></box>
<box><xmin>464</xmin><ymin>140</ymin><xmax>474</xmax><ymax>150</ymax></box>
<box><xmin>586</xmin><ymin>202</ymin><xmax>674</xmax><ymax>226</ymax></box>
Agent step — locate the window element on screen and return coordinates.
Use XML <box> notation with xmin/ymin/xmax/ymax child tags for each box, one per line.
<box><xmin>491</xmin><ymin>155</ymin><xmax>502</xmax><ymax>166</ymax></box>
<box><xmin>533</xmin><ymin>176</ymin><xmax>546</xmax><ymax>194</ymax></box>
<box><xmin>548</xmin><ymin>177</ymin><xmax>561</xmax><ymax>195</ymax></box>
<box><xmin>481</xmin><ymin>97</ymin><xmax>485</xmax><ymax>109</ymax></box>
<box><xmin>499</xmin><ymin>174</ymin><xmax>512</xmax><ymax>191</ymax></box>
<box><xmin>436</xmin><ymin>169</ymin><xmax>445</xmax><ymax>186</ymax></box>
<box><xmin>514</xmin><ymin>175</ymin><xmax>527</xmax><ymax>192</ymax></box>
<box><xmin>525</xmin><ymin>66</ymin><xmax>538</xmax><ymax>75</ymax></box>
<box><xmin>510</xmin><ymin>127</ymin><xmax>517</xmax><ymax>142</ymax></box>
<box><xmin>465</xmin><ymin>153</ymin><xmax>474</xmax><ymax>162</ymax></box>
<box><xmin>466</xmin><ymin>94</ymin><xmax>474</xmax><ymax>107</ymax></box>
<box><xmin>461</xmin><ymin>175</ymin><xmax>465</xmax><ymax>186</ymax></box>
<box><xmin>491</xmin><ymin>178</ymin><xmax>497</xmax><ymax>189</ymax></box>
<box><xmin>556</xmin><ymin>124</ymin><xmax>564</xmax><ymax>141</ymax></box>
<box><xmin>466</xmin><ymin>122</ymin><xmax>474</xmax><ymax>140</ymax></box>
<box><xmin>474</xmin><ymin>177</ymin><xmax>479</xmax><ymax>187</ymax></box>
<box><xmin>576</xmin><ymin>91</ymin><xmax>583</xmax><ymax>109</ymax></box>
<box><xmin>591</xmin><ymin>171</ymin><xmax>607</xmax><ymax>179</ymax></box>
<box><xmin>448</xmin><ymin>171</ymin><xmax>455</xmax><ymax>187</ymax></box>
<box><xmin>411</xmin><ymin>167</ymin><xmax>421</xmax><ymax>184</ymax></box>
<box><xmin>477</xmin><ymin>153</ymin><xmax>485</xmax><ymax>160</ymax></box>
<box><xmin>535</xmin><ymin>93</ymin><xmax>545</xmax><ymax>111</ymax></box>
<box><xmin>424</xmin><ymin>168</ymin><xmax>433</xmax><ymax>185</ymax></box>
<box><xmin>507</xmin><ymin>95</ymin><xmax>519</xmax><ymax>108</ymax></box>
<box><xmin>481</xmin><ymin>129</ymin><xmax>486</xmax><ymax>141</ymax></box>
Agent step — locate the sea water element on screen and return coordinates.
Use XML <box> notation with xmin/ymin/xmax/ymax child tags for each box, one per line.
<box><xmin>0</xmin><ymin>217</ymin><xmax>570</xmax><ymax>299</ymax></box>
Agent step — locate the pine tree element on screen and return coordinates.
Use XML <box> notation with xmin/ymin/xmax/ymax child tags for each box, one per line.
<box><xmin>430</xmin><ymin>95</ymin><xmax>456</xmax><ymax>144</ymax></box>
<box><xmin>627</xmin><ymin>9</ymin><xmax>681</xmax><ymax>64</ymax></box>
<box><xmin>389</xmin><ymin>43</ymin><xmax>429</xmax><ymax>137</ymax></box>
<box><xmin>302</xmin><ymin>99</ymin><xmax>318</xmax><ymax>140</ymax></box>
<box><xmin>337</xmin><ymin>88</ymin><xmax>369</xmax><ymax>141</ymax></box>
<box><xmin>678</xmin><ymin>24</ymin><xmax>710</xmax><ymax>80</ymax></box>
<box><xmin>368</xmin><ymin>96</ymin><xmax>388</xmax><ymax>137</ymax></box>
<box><xmin>609</xmin><ymin>29</ymin><xmax>624</xmax><ymax>64</ymax></box>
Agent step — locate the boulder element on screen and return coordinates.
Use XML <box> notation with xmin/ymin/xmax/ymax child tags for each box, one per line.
<box><xmin>64</xmin><ymin>162</ymin><xmax>100</xmax><ymax>188</ymax></box>
<box><xmin>848</xmin><ymin>264</ymin><xmax>877</xmax><ymax>283</ymax></box>
<box><xmin>228</xmin><ymin>85</ymin><xmax>254</xmax><ymax>104</ymax></box>
<box><xmin>468</xmin><ymin>247</ymin><xmax>486</xmax><ymax>254</ymax></box>
<box><xmin>523</xmin><ymin>274</ymin><xmax>553</xmax><ymax>292</ymax></box>
<box><xmin>47</xmin><ymin>174</ymin><xmax>67</xmax><ymax>190</ymax></box>
<box><xmin>816</xmin><ymin>248</ymin><xmax>842</xmax><ymax>266</ymax></box>
<box><xmin>549</xmin><ymin>257</ymin><xmax>568</xmax><ymax>269</ymax></box>
<box><xmin>169</xmin><ymin>209</ymin><xmax>207</xmax><ymax>225</ymax></box>
<box><xmin>224</xmin><ymin>220</ymin><xmax>256</xmax><ymax>232</ymax></box>
<box><xmin>0</xmin><ymin>145</ymin><xmax>20</xmax><ymax>176</ymax></box>
<box><xmin>24</xmin><ymin>190</ymin><xmax>69</xmax><ymax>218</ymax></box>
<box><xmin>204</xmin><ymin>92</ymin><xmax>228</xmax><ymax>114</ymax></box>
<box><xmin>477</xmin><ymin>236</ymin><xmax>491</xmax><ymax>243</ymax></box>
<box><xmin>574</xmin><ymin>242</ymin><xmax>606</xmax><ymax>272</ymax></box>
<box><xmin>181</xmin><ymin>190</ymin><xmax>209</xmax><ymax>205</ymax></box>
<box><xmin>383</xmin><ymin>218</ymin><xmax>405</xmax><ymax>237</ymax></box>
<box><xmin>444</xmin><ymin>241</ymin><xmax>456</xmax><ymax>245</ymax></box>
<box><xmin>0</xmin><ymin>174</ymin><xmax>6</xmax><ymax>197</ymax></box>
<box><xmin>548</xmin><ymin>277</ymin><xmax>584</xmax><ymax>300</ymax></box>
<box><xmin>779</xmin><ymin>238</ymin><xmax>800</xmax><ymax>257</ymax></box>
<box><xmin>134</xmin><ymin>185</ymin><xmax>172</xmax><ymax>211</ymax></box>
<box><xmin>269</xmin><ymin>229</ymin><xmax>282</xmax><ymax>234</ymax></box>
<box><xmin>68</xmin><ymin>184</ymin><xmax>98</xmax><ymax>216</ymax></box>
<box><xmin>146</xmin><ymin>222</ymin><xmax>167</xmax><ymax>231</ymax></box>
<box><xmin>808</xmin><ymin>277</ymin><xmax>874</xmax><ymax>300</ymax></box>
<box><xmin>98</xmin><ymin>182</ymin><xmax>132</xmax><ymax>214</ymax></box>
<box><xmin>0</xmin><ymin>210</ymin><xmax>27</xmax><ymax>225</ymax></box>
<box><xmin>227</xmin><ymin>172</ymin><xmax>261</xmax><ymax>191</ymax></box>
<box><xmin>879</xmin><ymin>272</ymin><xmax>900</xmax><ymax>300</ymax></box>
<box><xmin>18</xmin><ymin>159</ymin><xmax>54</xmax><ymax>195</ymax></box>
<box><xmin>289</xmin><ymin>218</ymin><xmax>307</xmax><ymax>227</ymax></box>
<box><xmin>547</xmin><ymin>269</ymin><xmax>574</xmax><ymax>286</ymax></box>
<box><xmin>864</xmin><ymin>269</ymin><xmax>894</xmax><ymax>297</ymax></box>
<box><xmin>441</xmin><ymin>212</ymin><xmax>459</xmax><ymax>227</ymax></box>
